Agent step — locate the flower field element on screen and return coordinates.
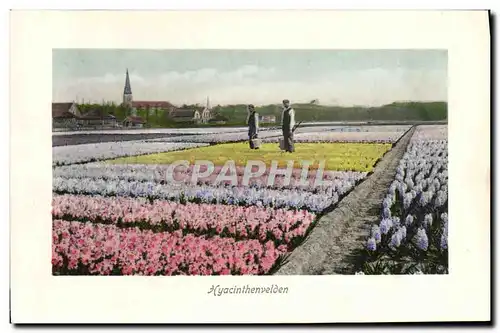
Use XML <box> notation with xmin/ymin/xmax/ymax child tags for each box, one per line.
<box><xmin>144</xmin><ymin>129</ymin><xmax>283</xmax><ymax>144</ymax></box>
<box><xmin>108</xmin><ymin>142</ymin><xmax>392</xmax><ymax>172</ymax></box>
<box><xmin>53</xmin><ymin>195</ymin><xmax>315</xmax><ymax>246</ymax></box>
<box><xmin>52</xmin><ymin>124</ymin><xmax>447</xmax><ymax>275</ymax></box>
<box><xmin>263</xmin><ymin>125</ymin><xmax>412</xmax><ymax>144</ymax></box>
<box><xmin>53</xmin><ymin>220</ymin><xmax>284</xmax><ymax>275</ymax></box>
<box><xmin>53</xmin><ymin>141</ymin><xmax>209</xmax><ymax>166</ymax></box>
<box><xmin>359</xmin><ymin>125</ymin><xmax>448</xmax><ymax>274</ymax></box>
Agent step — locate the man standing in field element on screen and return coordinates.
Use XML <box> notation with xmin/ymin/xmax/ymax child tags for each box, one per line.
<box><xmin>281</xmin><ymin>99</ymin><xmax>295</xmax><ymax>153</ymax></box>
<box><xmin>247</xmin><ymin>104</ymin><xmax>260</xmax><ymax>149</ymax></box>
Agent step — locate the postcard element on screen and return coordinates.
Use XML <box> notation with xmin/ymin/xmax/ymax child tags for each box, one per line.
<box><xmin>10</xmin><ymin>10</ymin><xmax>491</xmax><ymax>324</ymax></box>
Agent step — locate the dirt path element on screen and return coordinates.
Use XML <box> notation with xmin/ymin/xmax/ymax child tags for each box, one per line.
<box><xmin>275</xmin><ymin>126</ymin><xmax>416</xmax><ymax>275</ymax></box>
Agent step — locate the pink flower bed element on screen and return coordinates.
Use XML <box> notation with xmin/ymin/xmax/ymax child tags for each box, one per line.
<box><xmin>52</xmin><ymin>220</ymin><xmax>287</xmax><ymax>275</ymax></box>
<box><xmin>52</xmin><ymin>194</ymin><xmax>316</xmax><ymax>246</ymax></box>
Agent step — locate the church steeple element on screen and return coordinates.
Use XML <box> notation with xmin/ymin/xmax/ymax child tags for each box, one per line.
<box><xmin>123</xmin><ymin>68</ymin><xmax>133</xmax><ymax>107</ymax></box>
<box><xmin>124</xmin><ymin>68</ymin><xmax>132</xmax><ymax>95</ymax></box>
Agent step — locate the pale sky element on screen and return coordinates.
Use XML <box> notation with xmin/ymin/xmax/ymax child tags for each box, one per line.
<box><xmin>53</xmin><ymin>49</ymin><xmax>447</xmax><ymax>107</ymax></box>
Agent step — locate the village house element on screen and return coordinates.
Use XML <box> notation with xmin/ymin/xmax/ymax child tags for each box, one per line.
<box><xmin>168</xmin><ymin>108</ymin><xmax>202</xmax><ymax>123</ymax></box>
<box><xmin>78</xmin><ymin>108</ymin><xmax>117</xmax><ymax>127</ymax></box>
<box><xmin>169</xmin><ymin>97</ymin><xmax>212</xmax><ymax>124</ymax></box>
<box><xmin>200</xmin><ymin>98</ymin><xmax>212</xmax><ymax>124</ymax></box>
<box><xmin>260</xmin><ymin>115</ymin><xmax>277</xmax><ymax>124</ymax></box>
<box><xmin>123</xmin><ymin>115</ymin><xmax>146</xmax><ymax>128</ymax></box>
<box><xmin>52</xmin><ymin>102</ymin><xmax>81</xmax><ymax>129</ymax></box>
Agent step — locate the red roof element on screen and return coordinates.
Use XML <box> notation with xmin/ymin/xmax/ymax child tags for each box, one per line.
<box><xmin>132</xmin><ymin>101</ymin><xmax>175</xmax><ymax>108</ymax></box>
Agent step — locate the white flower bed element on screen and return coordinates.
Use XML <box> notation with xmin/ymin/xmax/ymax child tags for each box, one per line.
<box><xmin>411</xmin><ymin>125</ymin><xmax>448</xmax><ymax>142</ymax></box>
<box><xmin>262</xmin><ymin>131</ymin><xmax>406</xmax><ymax>144</ymax></box>
<box><xmin>52</xmin><ymin>175</ymin><xmax>362</xmax><ymax>212</ymax></box>
<box><xmin>146</xmin><ymin>130</ymin><xmax>283</xmax><ymax>144</ymax></box>
<box><xmin>327</xmin><ymin>125</ymin><xmax>412</xmax><ymax>133</ymax></box>
<box><xmin>53</xmin><ymin>163</ymin><xmax>367</xmax><ymax>192</ymax></box>
<box><xmin>53</xmin><ymin>141</ymin><xmax>209</xmax><ymax>166</ymax></box>
<box><xmin>293</xmin><ymin>126</ymin><xmax>348</xmax><ymax>133</ymax></box>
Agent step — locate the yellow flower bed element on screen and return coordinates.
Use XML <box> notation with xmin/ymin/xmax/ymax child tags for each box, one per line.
<box><xmin>108</xmin><ymin>142</ymin><xmax>392</xmax><ymax>172</ymax></box>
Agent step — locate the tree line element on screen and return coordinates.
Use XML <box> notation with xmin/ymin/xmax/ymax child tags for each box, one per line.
<box><xmin>213</xmin><ymin>101</ymin><xmax>447</xmax><ymax>123</ymax></box>
<box><xmin>76</xmin><ymin>101</ymin><xmax>447</xmax><ymax>128</ymax></box>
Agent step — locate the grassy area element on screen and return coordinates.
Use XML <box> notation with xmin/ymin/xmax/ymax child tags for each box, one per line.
<box><xmin>108</xmin><ymin>142</ymin><xmax>392</xmax><ymax>172</ymax></box>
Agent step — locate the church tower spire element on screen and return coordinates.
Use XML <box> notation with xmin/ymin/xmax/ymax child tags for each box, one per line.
<box><xmin>123</xmin><ymin>68</ymin><xmax>133</xmax><ymax>107</ymax></box>
<box><xmin>124</xmin><ymin>68</ymin><xmax>132</xmax><ymax>95</ymax></box>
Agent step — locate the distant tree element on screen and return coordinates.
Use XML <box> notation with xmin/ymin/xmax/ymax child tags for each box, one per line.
<box><xmin>108</xmin><ymin>102</ymin><xmax>117</xmax><ymax>115</ymax></box>
<box><xmin>213</xmin><ymin>114</ymin><xmax>229</xmax><ymax>121</ymax></box>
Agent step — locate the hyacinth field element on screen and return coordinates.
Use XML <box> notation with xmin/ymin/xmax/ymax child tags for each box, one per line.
<box><xmin>109</xmin><ymin>142</ymin><xmax>392</xmax><ymax>172</ymax></box>
<box><xmin>359</xmin><ymin>125</ymin><xmax>449</xmax><ymax>274</ymax></box>
<box><xmin>52</xmin><ymin>124</ymin><xmax>448</xmax><ymax>275</ymax></box>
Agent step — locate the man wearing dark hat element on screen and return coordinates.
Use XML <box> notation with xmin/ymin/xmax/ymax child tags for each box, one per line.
<box><xmin>281</xmin><ymin>99</ymin><xmax>295</xmax><ymax>153</ymax></box>
<box><xmin>247</xmin><ymin>104</ymin><xmax>260</xmax><ymax>149</ymax></box>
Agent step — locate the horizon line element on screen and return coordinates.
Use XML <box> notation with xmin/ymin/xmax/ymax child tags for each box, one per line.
<box><xmin>51</xmin><ymin>99</ymin><xmax>448</xmax><ymax>108</ymax></box>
